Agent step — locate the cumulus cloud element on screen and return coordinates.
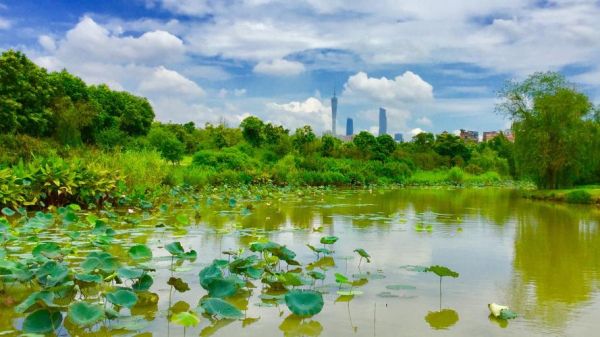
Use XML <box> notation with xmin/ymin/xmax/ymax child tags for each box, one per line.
<box><xmin>138</xmin><ymin>66</ymin><xmax>205</xmax><ymax>98</ymax></box>
<box><xmin>34</xmin><ymin>16</ymin><xmax>207</xmax><ymax>125</ymax></box>
<box><xmin>266</xmin><ymin>97</ymin><xmax>330</xmax><ymax>131</ymax></box>
<box><xmin>416</xmin><ymin>116</ymin><xmax>432</xmax><ymax>127</ymax></box>
<box><xmin>253</xmin><ymin>59</ymin><xmax>305</xmax><ymax>76</ymax></box>
<box><xmin>410</xmin><ymin>128</ymin><xmax>426</xmax><ymax>136</ymax></box>
<box><xmin>343</xmin><ymin>71</ymin><xmax>434</xmax><ymax>104</ymax></box>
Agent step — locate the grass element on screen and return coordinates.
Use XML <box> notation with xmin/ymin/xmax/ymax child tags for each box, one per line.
<box><xmin>521</xmin><ymin>185</ymin><xmax>600</xmax><ymax>204</ymax></box>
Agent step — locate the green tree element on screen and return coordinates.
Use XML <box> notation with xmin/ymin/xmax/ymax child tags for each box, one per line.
<box><xmin>0</xmin><ymin>50</ymin><xmax>53</xmax><ymax>136</ymax></box>
<box><xmin>292</xmin><ymin>125</ymin><xmax>316</xmax><ymax>154</ymax></box>
<box><xmin>497</xmin><ymin>72</ymin><xmax>594</xmax><ymax>188</ymax></box>
<box><xmin>412</xmin><ymin>132</ymin><xmax>435</xmax><ymax>149</ymax></box>
<box><xmin>240</xmin><ymin>116</ymin><xmax>265</xmax><ymax>147</ymax></box>
<box><xmin>148</xmin><ymin>126</ymin><xmax>185</xmax><ymax>163</ymax></box>
<box><xmin>375</xmin><ymin>134</ymin><xmax>396</xmax><ymax>160</ymax></box>
<box><xmin>433</xmin><ymin>132</ymin><xmax>470</xmax><ymax>163</ymax></box>
<box><xmin>353</xmin><ymin>131</ymin><xmax>377</xmax><ymax>159</ymax></box>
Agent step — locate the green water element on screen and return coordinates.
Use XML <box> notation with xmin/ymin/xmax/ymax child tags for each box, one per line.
<box><xmin>2</xmin><ymin>188</ymin><xmax>600</xmax><ymax>336</ymax></box>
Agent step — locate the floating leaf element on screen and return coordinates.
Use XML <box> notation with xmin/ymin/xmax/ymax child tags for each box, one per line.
<box><xmin>117</xmin><ymin>267</ymin><xmax>144</xmax><ymax>280</ymax></box>
<box><xmin>171</xmin><ymin>311</ymin><xmax>200</xmax><ymax>327</ymax></box>
<box><xmin>111</xmin><ymin>315</ymin><xmax>149</xmax><ymax>331</ymax></box>
<box><xmin>32</xmin><ymin>242</ymin><xmax>62</xmax><ymax>259</ymax></box>
<box><xmin>75</xmin><ymin>273</ymin><xmax>103</xmax><ymax>284</ymax></box>
<box><xmin>206</xmin><ymin>277</ymin><xmax>240</xmax><ymax>298</ymax></box>
<box><xmin>165</xmin><ymin>242</ymin><xmax>185</xmax><ymax>256</ymax></box>
<box><xmin>22</xmin><ymin>309</ymin><xmax>62</xmax><ymax>334</ymax></box>
<box><xmin>128</xmin><ymin>245</ymin><xmax>153</xmax><ymax>261</ymax></box>
<box><xmin>106</xmin><ymin>289</ymin><xmax>138</xmax><ymax>308</ymax></box>
<box><xmin>336</xmin><ymin>290</ymin><xmax>363</xmax><ymax>296</ymax></box>
<box><xmin>386</xmin><ymin>284</ymin><xmax>416</xmax><ymax>291</ymax></box>
<box><xmin>15</xmin><ymin>291</ymin><xmax>56</xmax><ymax>314</ymax></box>
<box><xmin>68</xmin><ymin>302</ymin><xmax>105</xmax><ymax>327</ymax></box>
<box><xmin>200</xmin><ymin>298</ymin><xmax>243</xmax><ymax>319</ymax></box>
<box><xmin>284</xmin><ymin>290</ymin><xmax>324</xmax><ymax>317</ymax></box>
<box><xmin>377</xmin><ymin>291</ymin><xmax>399</xmax><ymax>298</ymax></box>
<box><xmin>35</xmin><ymin>261</ymin><xmax>69</xmax><ymax>288</ymax></box>
<box><xmin>199</xmin><ymin>262</ymin><xmax>223</xmax><ymax>288</ymax></box>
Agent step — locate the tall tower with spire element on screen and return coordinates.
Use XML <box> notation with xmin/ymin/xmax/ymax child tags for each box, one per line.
<box><xmin>331</xmin><ymin>88</ymin><xmax>338</xmax><ymax>135</ymax></box>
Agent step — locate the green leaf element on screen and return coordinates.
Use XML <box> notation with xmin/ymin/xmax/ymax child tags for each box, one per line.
<box><xmin>167</xmin><ymin>277</ymin><xmax>191</xmax><ymax>292</ymax></box>
<box><xmin>499</xmin><ymin>309</ymin><xmax>518</xmax><ymax>320</ymax></box>
<box><xmin>106</xmin><ymin>289</ymin><xmax>138</xmax><ymax>308</ymax></box>
<box><xmin>353</xmin><ymin>248</ymin><xmax>371</xmax><ymax>262</ymax></box>
<box><xmin>165</xmin><ymin>242</ymin><xmax>185</xmax><ymax>256</ymax></box>
<box><xmin>308</xmin><ymin>271</ymin><xmax>325</xmax><ymax>280</ymax></box>
<box><xmin>206</xmin><ymin>277</ymin><xmax>240</xmax><ymax>298</ymax></box>
<box><xmin>284</xmin><ymin>290</ymin><xmax>324</xmax><ymax>317</ymax></box>
<box><xmin>1</xmin><ymin>207</ymin><xmax>15</xmax><ymax>216</ymax></box>
<box><xmin>132</xmin><ymin>274</ymin><xmax>153</xmax><ymax>291</ymax></box>
<box><xmin>75</xmin><ymin>273</ymin><xmax>103</xmax><ymax>284</ymax></box>
<box><xmin>22</xmin><ymin>309</ymin><xmax>63</xmax><ymax>334</ymax></box>
<box><xmin>175</xmin><ymin>213</ymin><xmax>189</xmax><ymax>225</ymax></box>
<box><xmin>128</xmin><ymin>244</ymin><xmax>152</xmax><ymax>261</ymax></box>
<box><xmin>35</xmin><ymin>261</ymin><xmax>69</xmax><ymax>288</ymax></box>
<box><xmin>32</xmin><ymin>242</ymin><xmax>62</xmax><ymax>259</ymax></box>
<box><xmin>319</xmin><ymin>236</ymin><xmax>339</xmax><ymax>245</ymax></box>
<box><xmin>15</xmin><ymin>291</ymin><xmax>56</xmax><ymax>314</ymax></box>
<box><xmin>427</xmin><ymin>265</ymin><xmax>459</xmax><ymax>278</ymax></box>
<box><xmin>200</xmin><ymin>298</ymin><xmax>243</xmax><ymax>319</ymax></box>
<box><xmin>171</xmin><ymin>311</ymin><xmax>200</xmax><ymax>327</ymax></box>
<box><xmin>334</xmin><ymin>273</ymin><xmax>350</xmax><ymax>284</ymax></box>
<box><xmin>117</xmin><ymin>267</ymin><xmax>144</xmax><ymax>279</ymax></box>
<box><xmin>67</xmin><ymin>302</ymin><xmax>105</xmax><ymax>327</ymax></box>
<box><xmin>199</xmin><ymin>262</ymin><xmax>223</xmax><ymax>288</ymax></box>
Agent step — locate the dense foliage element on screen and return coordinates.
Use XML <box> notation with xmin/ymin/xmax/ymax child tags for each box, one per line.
<box><xmin>2</xmin><ymin>50</ymin><xmax>599</xmax><ymax>210</ymax></box>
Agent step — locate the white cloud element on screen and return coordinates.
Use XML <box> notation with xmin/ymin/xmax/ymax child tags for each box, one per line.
<box><xmin>253</xmin><ymin>59</ymin><xmax>305</xmax><ymax>76</ymax></box>
<box><xmin>138</xmin><ymin>66</ymin><xmax>205</xmax><ymax>98</ymax></box>
<box><xmin>234</xmin><ymin>88</ymin><xmax>247</xmax><ymax>96</ymax></box>
<box><xmin>410</xmin><ymin>128</ymin><xmax>426</xmax><ymax>136</ymax></box>
<box><xmin>0</xmin><ymin>17</ymin><xmax>10</xmax><ymax>29</ymax></box>
<box><xmin>266</xmin><ymin>97</ymin><xmax>330</xmax><ymax>131</ymax></box>
<box><xmin>416</xmin><ymin>116</ymin><xmax>432</xmax><ymax>127</ymax></box>
<box><xmin>38</xmin><ymin>35</ymin><xmax>56</xmax><ymax>52</ymax></box>
<box><xmin>146</xmin><ymin>0</ymin><xmax>212</xmax><ymax>16</ymax></box>
<box><xmin>343</xmin><ymin>71</ymin><xmax>434</xmax><ymax>104</ymax></box>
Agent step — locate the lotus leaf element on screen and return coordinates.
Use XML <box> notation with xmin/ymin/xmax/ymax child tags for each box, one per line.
<box><xmin>284</xmin><ymin>290</ymin><xmax>324</xmax><ymax>317</ymax></box>
<box><xmin>22</xmin><ymin>309</ymin><xmax>63</xmax><ymax>334</ymax></box>
<box><xmin>106</xmin><ymin>289</ymin><xmax>138</xmax><ymax>308</ymax></box>
<box><xmin>68</xmin><ymin>302</ymin><xmax>105</xmax><ymax>327</ymax></box>
<box><xmin>200</xmin><ymin>298</ymin><xmax>243</xmax><ymax>319</ymax></box>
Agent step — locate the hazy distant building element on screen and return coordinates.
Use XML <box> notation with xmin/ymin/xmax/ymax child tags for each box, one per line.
<box><xmin>459</xmin><ymin>129</ymin><xmax>478</xmax><ymax>142</ymax></box>
<box><xmin>379</xmin><ymin>107</ymin><xmax>387</xmax><ymax>136</ymax></box>
<box><xmin>483</xmin><ymin>131</ymin><xmax>500</xmax><ymax>142</ymax></box>
<box><xmin>346</xmin><ymin>118</ymin><xmax>353</xmax><ymax>136</ymax></box>
<box><xmin>394</xmin><ymin>133</ymin><xmax>404</xmax><ymax>143</ymax></box>
<box><xmin>331</xmin><ymin>90</ymin><xmax>338</xmax><ymax>135</ymax></box>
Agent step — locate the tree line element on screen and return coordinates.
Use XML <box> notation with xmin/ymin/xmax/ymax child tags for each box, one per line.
<box><xmin>1</xmin><ymin>50</ymin><xmax>599</xmax><ymax>189</ymax></box>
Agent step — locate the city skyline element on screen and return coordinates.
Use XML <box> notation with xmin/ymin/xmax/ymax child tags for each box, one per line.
<box><xmin>2</xmin><ymin>1</ymin><xmax>600</xmax><ymax>136</ymax></box>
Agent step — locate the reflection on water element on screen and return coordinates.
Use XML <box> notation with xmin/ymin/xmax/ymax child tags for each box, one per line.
<box><xmin>2</xmin><ymin>188</ymin><xmax>600</xmax><ymax>336</ymax></box>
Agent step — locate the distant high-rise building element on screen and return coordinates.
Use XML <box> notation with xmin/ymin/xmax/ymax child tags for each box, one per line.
<box><xmin>331</xmin><ymin>89</ymin><xmax>338</xmax><ymax>135</ymax></box>
<box><xmin>346</xmin><ymin>118</ymin><xmax>353</xmax><ymax>136</ymax></box>
<box><xmin>459</xmin><ymin>129</ymin><xmax>479</xmax><ymax>142</ymax></box>
<box><xmin>379</xmin><ymin>107</ymin><xmax>387</xmax><ymax>136</ymax></box>
<box><xmin>394</xmin><ymin>133</ymin><xmax>404</xmax><ymax>143</ymax></box>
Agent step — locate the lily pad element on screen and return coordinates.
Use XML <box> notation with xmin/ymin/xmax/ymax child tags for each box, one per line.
<box><xmin>200</xmin><ymin>298</ymin><xmax>243</xmax><ymax>320</ymax></box>
<box><xmin>68</xmin><ymin>302</ymin><xmax>105</xmax><ymax>327</ymax></box>
<box><xmin>284</xmin><ymin>290</ymin><xmax>324</xmax><ymax>317</ymax></box>
<box><xmin>128</xmin><ymin>245</ymin><xmax>153</xmax><ymax>262</ymax></box>
<box><xmin>427</xmin><ymin>265</ymin><xmax>459</xmax><ymax>278</ymax></box>
<box><xmin>106</xmin><ymin>289</ymin><xmax>138</xmax><ymax>308</ymax></box>
<box><xmin>22</xmin><ymin>309</ymin><xmax>63</xmax><ymax>334</ymax></box>
<box><xmin>319</xmin><ymin>236</ymin><xmax>339</xmax><ymax>245</ymax></box>
<box><xmin>168</xmin><ymin>277</ymin><xmax>191</xmax><ymax>292</ymax></box>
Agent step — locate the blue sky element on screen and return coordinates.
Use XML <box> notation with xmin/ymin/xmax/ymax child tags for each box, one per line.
<box><xmin>1</xmin><ymin>0</ymin><xmax>600</xmax><ymax>137</ymax></box>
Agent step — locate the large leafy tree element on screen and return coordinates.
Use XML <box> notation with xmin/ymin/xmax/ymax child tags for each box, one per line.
<box><xmin>497</xmin><ymin>72</ymin><xmax>594</xmax><ymax>188</ymax></box>
<box><xmin>434</xmin><ymin>132</ymin><xmax>470</xmax><ymax>162</ymax></box>
<box><xmin>0</xmin><ymin>50</ymin><xmax>54</xmax><ymax>136</ymax></box>
<box><xmin>353</xmin><ymin>131</ymin><xmax>377</xmax><ymax>159</ymax></box>
<box><xmin>240</xmin><ymin>116</ymin><xmax>265</xmax><ymax>147</ymax></box>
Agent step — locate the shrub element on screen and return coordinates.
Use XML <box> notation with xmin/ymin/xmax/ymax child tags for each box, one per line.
<box><xmin>446</xmin><ymin>167</ymin><xmax>465</xmax><ymax>185</ymax></box>
<box><xmin>565</xmin><ymin>190</ymin><xmax>592</xmax><ymax>204</ymax></box>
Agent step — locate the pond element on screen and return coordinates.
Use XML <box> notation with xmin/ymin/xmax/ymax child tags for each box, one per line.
<box><xmin>1</xmin><ymin>188</ymin><xmax>600</xmax><ymax>336</ymax></box>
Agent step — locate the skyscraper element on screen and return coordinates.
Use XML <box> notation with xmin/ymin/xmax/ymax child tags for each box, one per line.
<box><xmin>379</xmin><ymin>107</ymin><xmax>387</xmax><ymax>136</ymax></box>
<box><xmin>394</xmin><ymin>133</ymin><xmax>404</xmax><ymax>142</ymax></box>
<box><xmin>346</xmin><ymin>118</ymin><xmax>353</xmax><ymax>136</ymax></box>
<box><xmin>331</xmin><ymin>89</ymin><xmax>338</xmax><ymax>135</ymax></box>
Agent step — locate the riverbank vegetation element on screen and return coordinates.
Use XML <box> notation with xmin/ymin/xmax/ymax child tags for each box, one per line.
<box><xmin>1</xmin><ymin>50</ymin><xmax>599</xmax><ymax>209</ymax></box>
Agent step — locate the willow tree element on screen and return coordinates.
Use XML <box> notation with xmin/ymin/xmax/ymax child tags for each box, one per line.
<box><xmin>497</xmin><ymin>72</ymin><xmax>594</xmax><ymax>189</ymax></box>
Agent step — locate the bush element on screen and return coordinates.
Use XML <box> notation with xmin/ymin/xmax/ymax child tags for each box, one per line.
<box><xmin>192</xmin><ymin>148</ymin><xmax>258</xmax><ymax>171</ymax></box>
<box><xmin>565</xmin><ymin>190</ymin><xmax>592</xmax><ymax>204</ymax></box>
<box><xmin>446</xmin><ymin>167</ymin><xmax>465</xmax><ymax>185</ymax></box>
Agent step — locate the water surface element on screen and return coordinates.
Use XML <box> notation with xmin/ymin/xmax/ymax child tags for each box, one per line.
<box><xmin>2</xmin><ymin>188</ymin><xmax>600</xmax><ymax>336</ymax></box>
